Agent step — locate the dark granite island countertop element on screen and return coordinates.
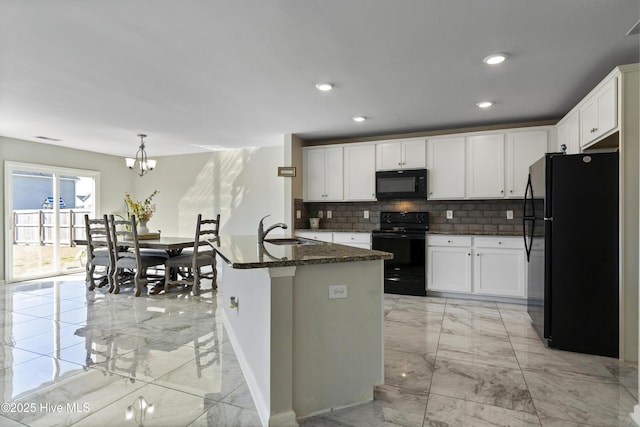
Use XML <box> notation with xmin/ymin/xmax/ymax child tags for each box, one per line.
<box><xmin>210</xmin><ymin>235</ymin><xmax>392</xmax><ymax>269</ymax></box>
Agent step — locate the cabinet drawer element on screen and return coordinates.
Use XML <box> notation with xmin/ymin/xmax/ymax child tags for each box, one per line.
<box><xmin>333</xmin><ymin>232</ymin><xmax>370</xmax><ymax>244</ymax></box>
<box><xmin>427</xmin><ymin>235</ymin><xmax>472</xmax><ymax>247</ymax></box>
<box><xmin>474</xmin><ymin>237</ymin><xmax>522</xmax><ymax>249</ymax></box>
<box><xmin>296</xmin><ymin>231</ymin><xmax>333</xmax><ymax>243</ymax></box>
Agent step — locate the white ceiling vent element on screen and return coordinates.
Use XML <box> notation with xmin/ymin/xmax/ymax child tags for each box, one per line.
<box><xmin>627</xmin><ymin>19</ymin><xmax>640</xmax><ymax>36</ymax></box>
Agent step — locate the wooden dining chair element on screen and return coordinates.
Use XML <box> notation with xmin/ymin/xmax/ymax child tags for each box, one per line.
<box><xmin>84</xmin><ymin>214</ymin><xmax>113</xmax><ymax>290</ymax></box>
<box><xmin>164</xmin><ymin>214</ymin><xmax>220</xmax><ymax>296</ymax></box>
<box><xmin>109</xmin><ymin>214</ymin><xmax>167</xmax><ymax>296</ymax></box>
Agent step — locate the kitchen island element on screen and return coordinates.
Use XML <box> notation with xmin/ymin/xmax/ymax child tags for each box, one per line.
<box><xmin>209</xmin><ymin>235</ymin><xmax>392</xmax><ymax>426</ymax></box>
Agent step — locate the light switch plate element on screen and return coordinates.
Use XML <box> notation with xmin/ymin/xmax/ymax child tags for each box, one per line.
<box><xmin>318</xmin><ymin>211</ymin><xmax>323</xmax><ymax>219</ymax></box>
<box><xmin>506</xmin><ymin>210</ymin><xmax>514</xmax><ymax>220</ymax></box>
<box><xmin>327</xmin><ymin>210</ymin><xmax>332</xmax><ymax>219</ymax></box>
<box><xmin>364</xmin><ymin>210</ymin><xmax>369</xmax><ymax>219</ymax></box>
<box><xmin>446</xmin><ymin>210</ymin><xmax>453</xmax><ymax>219</ymax></box>
<box><xmin>296</xmin><ymin>210</ymin><xmax>301</xmax><ymax>219</ymax></box>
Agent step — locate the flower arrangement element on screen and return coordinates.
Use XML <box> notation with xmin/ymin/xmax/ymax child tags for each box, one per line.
<box><xmin>124</xmin><ymin>190</ymin><xmax>158</xmax><ymax>221</ymax></box>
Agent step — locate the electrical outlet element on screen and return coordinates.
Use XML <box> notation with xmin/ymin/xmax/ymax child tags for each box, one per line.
<box><xmin>296</xmin><ymin>210</ymin><xmax>301</xmax><ymax>219</ymax></box>
<box><xmin>329</xmin><ymin>284</ymin><xmax>348</xmax><ymax>299</ymax></box>
<box><xmin>327</xmin><ymin>210</ymin><xmax>332</xmax><ymax>219</ymax></box>
<box><xmin>318</xmin><ymin>211</ymin><xmax>323</xmax><ymax>219</ymax></box>
<box><xmin>446</xmin><ymin>210</ymin><xmax>453</xmax><ymax>219</ymax></box>
<box><xmin>506</xmin><ymin>210</ymin><xmax>514</xmax><ymax>220</ymax></box>
<box><xmin>364</xmin><ymin>210</ymin><xmax>369</xmax><ymax>219</ymax></box>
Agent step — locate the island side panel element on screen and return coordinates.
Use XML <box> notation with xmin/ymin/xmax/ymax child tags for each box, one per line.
<box><xmin>218</xmin><ymin>263</ymin><xmax>273</xmax><ymax>424</ymax></box>
<box><xmin>292</xmin><ymin>260</ymin><xmax>384</xmax><ymax>418</ymax></box>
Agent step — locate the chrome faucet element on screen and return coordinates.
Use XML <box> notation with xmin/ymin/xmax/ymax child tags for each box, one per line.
<box><xmin>258</xmin><ymin>215</ymin><xmax>288</xmax><ymax>243</ymax></box>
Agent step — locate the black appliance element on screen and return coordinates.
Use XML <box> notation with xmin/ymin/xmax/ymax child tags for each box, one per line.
<box><xmin>375</xmin><ymin>169</ymin><xmax>427</xmax><ymax>199</ymax></box>
<box><xmin>372</xmin><ymin>211</ymin><xmax>429</xmax><ymax>296</ymax></box>
<box><xmin>524</xmin><ymin>152</ymin><xmax>619</xmax><ymax>357</ymax></box>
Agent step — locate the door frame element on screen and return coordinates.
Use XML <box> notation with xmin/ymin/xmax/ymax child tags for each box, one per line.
<box><xmin>4</xmin><ymin>161</ymin><xmax>101</xmax><ymax>283</ymax></box>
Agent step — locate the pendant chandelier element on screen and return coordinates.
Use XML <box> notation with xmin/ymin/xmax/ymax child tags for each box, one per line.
<box><xmin>125</xmin><ymin>133</ymin><xmax>156</xmax><ymax>177</ymax></box>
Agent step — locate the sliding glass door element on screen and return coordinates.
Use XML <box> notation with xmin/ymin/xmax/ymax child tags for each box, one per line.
<box><xmin>4</xmin><ymin>162</ymin><xmax>100</xmax><ymax>283</ymax></box>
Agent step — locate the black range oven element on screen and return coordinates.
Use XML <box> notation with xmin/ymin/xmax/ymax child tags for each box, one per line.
<box><xmin>372</xmin><ymin>211</ymin><xmax>428</xmax><ymax>296</ymax></box>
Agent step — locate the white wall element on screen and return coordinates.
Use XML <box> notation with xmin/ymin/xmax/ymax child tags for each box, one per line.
<box><xmin>1</xmin><ymin>137</ymin><xmax>286</xmax><ymax>282</ymax></box>
<box><xmin>131</xmin><ymin>145</ymin><xmax>285</xmax><ymax>238</ymax></box>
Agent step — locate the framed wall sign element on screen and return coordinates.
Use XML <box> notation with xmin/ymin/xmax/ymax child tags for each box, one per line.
<box><xmin>278</xmin><ymin>167</ymin><xmax>296</xmax><ymax>177</ymax></box>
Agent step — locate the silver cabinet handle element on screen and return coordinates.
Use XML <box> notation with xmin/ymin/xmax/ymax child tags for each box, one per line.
<box><xmin>591</xmin><ymin>127</ymin><xmax>598</xmax><ymax>133</ymax></box>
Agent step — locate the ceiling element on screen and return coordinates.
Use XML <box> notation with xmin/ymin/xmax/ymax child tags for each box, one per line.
<box><xmin>0</xmin><ymin>1</ymin><xmax>638</xmax><ymax>158</ymax></box>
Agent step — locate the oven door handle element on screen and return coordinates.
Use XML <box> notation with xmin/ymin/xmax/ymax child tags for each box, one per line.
<box><xmin>372</xmin><ymin>232</ymin><xmax>425</xmax><ymax>240</ymax></box>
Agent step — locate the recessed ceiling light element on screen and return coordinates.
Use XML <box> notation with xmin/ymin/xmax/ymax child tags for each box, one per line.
<box><xmin>483</xmin><ymin>53</ymin><xmax>509</xmax><ymax>65</ymax></box>
<box><xmin>315</xmin><ymin>83</ymin><xmax>334</xmax><ymax>91</ymax></box>
<box><xmin>352</xmin><ymin>116</ymin><xmax>367</xmax><ymax>122</ymax></box>
<box><xmin>477</xmin><ymin>101</ymin><xmax>493</xmax><ymax>109</ymax></box>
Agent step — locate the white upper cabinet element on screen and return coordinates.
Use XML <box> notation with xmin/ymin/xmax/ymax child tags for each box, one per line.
<box><xmin>580</xmin><ymin>76</ymin><xmax>618</xmax><ymax>148</ymax></box>
<box><xmin>303</xmin><ymin>146</ymin><xmax>344</xmax><ymax>202</ymax></box>
<box><xmin>466</xmin><ymin>133</ymin><xmax>505</xmax><ymax>198</ymax></box>
<box><xmin>505</xmin><ymin>130</ymin><xmax>548</xmax><ymax>198</ymax></box>
<box><xmin>556</xmin><ymin>110</ymin><xmax>580</xmax><ymax>154</ymax></box>
<box><xmin>344</xmin><ymin>144</ymin><xmax>376</xmax><ymax>201</ymax></box>
<box><xmin>376</xmin><ymin>139</ymin><xmax>426</xmax><ymax>170</ymax></box>
<box><xmin>426</xmin><ymin>136</ymin><xmax>466</xmax><ymax>199</ymax></box>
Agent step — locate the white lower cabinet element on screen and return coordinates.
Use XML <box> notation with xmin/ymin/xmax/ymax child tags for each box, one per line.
<box><xmin>296</xmin><ymin>231</ymin><xmax>333</xmax><ymax>243</ymax></box>
<box><xmin>332</xmin><ymin>232</ymin><xmax>371</xmax><ymax>249</ymax></box>
<box><xmin>296</xmin><ymin>231</ymin><xmax>371</xmax><ymax>249</ymax></box>
<box><xmin>427</xmin><ymin>235</ymin><xmax>526</xmax><ymax>299</ymax></box>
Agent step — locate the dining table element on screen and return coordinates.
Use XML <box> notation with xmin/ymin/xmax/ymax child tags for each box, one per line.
<box><xmin>75</xmin><ymin>236</ymin><xmax>196</xmax><ymax>256</ymax></box>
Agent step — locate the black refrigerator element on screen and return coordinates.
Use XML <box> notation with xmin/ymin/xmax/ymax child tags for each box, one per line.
<box><xmin>524</xmin><ymin>152</ymin><xmax>619</xmax><ymax>358</ymax></box>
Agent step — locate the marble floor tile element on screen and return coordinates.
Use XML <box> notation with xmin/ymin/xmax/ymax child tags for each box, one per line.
<box><xmin>424</xmin><ymin>393</ymin><xmax>541</xmax><ymax>426</ymax></box>
<box><xmin>188</xmin><ymin>401</ymin><xmax>262</xmax><ymax>427</ymax></box>
<box><xmin>513</xmin><ymin>343</ymin><xmax>618</xmax><ymax>382</ymax></box>
<box><xmin>73</xmin><ymin>382</ymin><xmax>214</xmax><ymax>427</ymax></box>
<box><xmin>0</xmin><ymin>355</ymin><xmax>86</xmax><ymax>402</ymax></box>
<box><xmin>384</xmin><ymin>349</ymin><xmax>435</xmax><ymax>395</ymax></box>
<box><xmin>436</xmin><ymin>332</ymin><xmax>520</xmax><ymax>369</ymax></box>
<box><xmin>153</xmin><ymin>351</ymin><xmax>247</xmax><ymax>401</ymax></box>
<box><xmin>384</xmin><ymin>320</ymin><xmax>440</xmax><ymax>357</ymax></box>
<box><xmin>1</xmin><ymin>275</ymin><xmax>636</xmax><ymax>427</ymax></box>
<box><xmin>604</xmin><ymin>360</ymin><xmax>640</xmax><ymax>399</ymax></box>
<box><xmin>523</xmin><ymin>368</ymin><xmax>637</xmax><ymax>426</ymax></box>
<box><xmin>430</xmin><ymin>357</ymin><xmax>536</xmax><ymax>414</ymax></box>
<box><xmin>299</xmin><ymin>384</ymin><xmax>428</xmax><ymax>427</ymax></box>
<box><xmin>444</xmin><ymin>303</ymin><xmax>502</xmax><ymax>320</ymax></box>
<box><xmin>441</xmin><ymin>313</ymin><xmax>509</xmax><ymax>339</ymax></box>
<box><xmin>384</xmin><ymin>306</ymin><xmax>443</xmax><ymax>332</ymax></box>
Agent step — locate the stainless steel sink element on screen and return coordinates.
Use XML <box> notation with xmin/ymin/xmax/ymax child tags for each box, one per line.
<box><xmin>264</xmin><ymin>238</ymin><xmax>320</xmax><ymax>245</ymax></box>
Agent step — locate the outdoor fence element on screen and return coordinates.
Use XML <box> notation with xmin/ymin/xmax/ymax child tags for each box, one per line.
<box><xmin>13</xmin><ymin>209</ymin><xmax>91</xmax><ymax>246</ymax></box>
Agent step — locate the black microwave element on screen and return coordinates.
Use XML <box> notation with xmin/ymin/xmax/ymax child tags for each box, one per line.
<box><xmin>376</xmin><ymin>169</ymin><xmax>427</xmax><ymax>199</ymax></box>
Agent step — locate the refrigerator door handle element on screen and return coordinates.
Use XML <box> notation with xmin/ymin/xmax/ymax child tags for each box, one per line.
<box><xmin>524</xmin><ymin>218</ymin><xmax>535</xmax><ymax>262</ymax></box>
<box><xmin>523</xmin><ymin>174</ymin><xmax>533</xmax><ymax>217</ymax></box>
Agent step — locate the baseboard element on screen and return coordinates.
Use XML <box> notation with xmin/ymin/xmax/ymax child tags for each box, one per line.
<box><xmin>631</xmin><ymin>405</ymin><xmax>640</xmax><ymax>426</ymax></box>
<box><xmin>221</xmin><ymin>311</ymin><xmax>270</xmax><ymax>426</ymax></box>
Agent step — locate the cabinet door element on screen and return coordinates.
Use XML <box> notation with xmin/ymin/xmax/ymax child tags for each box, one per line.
<box><xmin>473</xmin><ymin>248</ymin><xmax>525</xmax><ymax>297</ymax></box>
<box><xmin>557</xmin><ymin>111</ymin><xmax>580</xmax><ymax>154</ymax></box>
<box><xmin>402</xmin><ymin>140</ymin><xmax>427</xmax><ymax>169</ymax></box>
<box><xmin>427</xmin><ymin>246</ymin><xmax>472</xmax><ymax>293</ymax></box>
<box><xmin>505</xmin><ymin>130</ymin><xmax>548</xmax><ymax>198</ymax></box>
<box><xmin>344</xmin><ymin>145</ymin><xmax>376</xmax><ymax>201</ymax></box>
<box><xmin>466</xmin><ymin>134</ymin><xmax>505</xmax><ymax>198</ymax></box>
<box><xmin>376</xmin><ymin>142</ymin><xmax>403</xmax><ymax>170</ymax></box>
<box><xmin>324</xmin><ymin>147</ymin><xmax>344</xmax><ymax>201</ymax></box>
<box><xmin>303</xmin><ymin>149</ymin><xmax>326</xmax><ymax>201</ymax></box>
<box><xmin>426</xmin><ymin>137</ymin><xmax>465</xmax><ymax>199</ymax></box>
<box><xmin>580</xmin><ymin>77</ymin><xmax>618</xmax><ymax>147</ymax></box>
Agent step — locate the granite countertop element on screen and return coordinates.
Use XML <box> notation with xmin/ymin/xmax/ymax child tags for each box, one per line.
<box><xmin>209</xmin><ymin>235</ymin><xmax>393</xmax><ymax>269</ymax></box>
